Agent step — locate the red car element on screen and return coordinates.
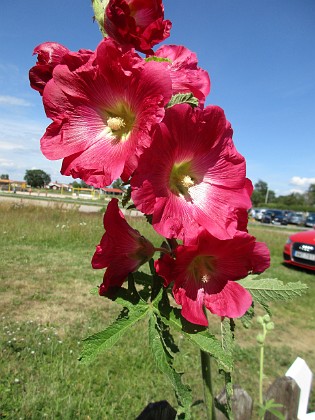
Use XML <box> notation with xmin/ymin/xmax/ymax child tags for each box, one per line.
<box><xmin>283</xmin><ymin>229</ymin><xmax>315</xmax><ymax>271</ymax></box>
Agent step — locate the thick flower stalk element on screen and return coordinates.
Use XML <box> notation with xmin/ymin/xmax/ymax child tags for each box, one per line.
<box><xmin>131</xmin><ymin>103</ymin><xmax>253</xmax><ymax>241</ymax></box>
<box><xmin>92</xmin><ymin>198</ymin><xmax>155</xmax><ymax>295</ymax></box>
<box><xmin>103</xmin><ymin>0</ymin><xmax>172</xmax><ymax>54</ymax></box>
<box><xmin>155</xmin><ymin>229</ymin><xmax>270</xmax><ymax>326</ymax></box>
<box><xmin>34</xmin><ymin>38</ymin><xmax>172</xmax><ymax>187</ymax></box>
<box><xmin>153</xmin><ymin>45</ymin><xmax>210</xmax><ymax>106</ymax></box>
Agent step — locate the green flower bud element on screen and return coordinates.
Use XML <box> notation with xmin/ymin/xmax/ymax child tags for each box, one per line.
<box><xmin>257</xmin><ymin>316</ymin><xmax>264</xmax><ymax>325</ymax></box>
<box><xmin>256</xmin><ymin>333</ymin><xmax>265</xmax><ymax>344</ymax></box>
<box><xmin>92</xmin><ymin>0</ymin><xmax>109</xmax><ymax>37</ymax></box>
<box><xmin>266</xmin><ymin>322</ymin><xmax>275</xmax><ymax>331</ymax></box>
<box><xmin>263</xmin><ymin>314</ymin><xmax>271</xmax><ymax>323</ymax></box>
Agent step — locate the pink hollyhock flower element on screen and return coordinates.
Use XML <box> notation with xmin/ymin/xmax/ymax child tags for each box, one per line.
<box><xmin>92</xmin><ymin>198</ymin><xmax>155</xmax><ymax>295</ymax></box>
<box><xmin>153</xmin><ymin>45</ymin><xmax>210</xmax><ymax>106</ymax></box>
<box><xmin>131</xmin><ymin>103</ymin><xmax>253</xmax><ymax>241</ymax></box>
<box><xmin>29</xmin><ymin>42</ymin><xmax>70</xmax><ymax>95</ymax></box>
<box><xmin>39</xmin><ymin>38</ymin><xmax>172</xmax><ymax>187</ymax></box>
<box><xmin>155</xmin><ymin>229</ymin><xmax>270</xmax><ymax>326</ymax></box>
<box><xmin>104</xmin><ymin>0</ymin><xmax>172</xmax><ymax>54</ymax></box>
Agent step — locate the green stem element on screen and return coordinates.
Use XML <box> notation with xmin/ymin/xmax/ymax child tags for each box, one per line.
<box><xmin>259</xmin><ymin>323</ymin><xmax>266</xmax><ymax>419</ymax></box>
<box><xmin>200</xmin><ymin>350</ymin><xmax>216</xmax><ymax>420</ymax></box>
<box><xmin>259</xmin><ymin>343</ymin><xmax>264</xmax><ymax>407</ymax></box>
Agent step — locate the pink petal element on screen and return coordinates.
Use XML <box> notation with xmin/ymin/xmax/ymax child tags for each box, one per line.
<box><xmin>204</xmin><ymin>281</ymin><xmax>252</xmax><ymax>318</ymax></box>
<box><xmin>174</xmin><ymin>286</ymin><xmax>208</xmax><ymax>326</ymax></box>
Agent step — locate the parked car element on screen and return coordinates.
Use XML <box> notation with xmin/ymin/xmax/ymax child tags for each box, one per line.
<box><xmin>261</xmin><ymin>209</ymin><xmax>288</xmax><ymax>225</ymax></box>
<box><xmin>305</xmin><ymin>213</ymin><xmax>315</xmax><ymax>228</ymax></box>
<box><xmin>287</xmin><ymin>212</ymin><xmax>305</xmax><ymax>225</ymax></box>
<box><xmin>283</xmin><ymin>229</ymin><xmax>315</xmax><ymax>271</ymax></box>
<box><xmin>254</xmin><ymin>208</ymin><xmax>267</xmax><ymax>221</ymax></box>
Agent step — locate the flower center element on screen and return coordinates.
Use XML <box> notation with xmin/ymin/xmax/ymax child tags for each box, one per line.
<box><xmin>104</xmin><ymin>102</ymin><xmax>135</xmax><ymax>143</ymax></box>
<box><xmin>107</xmin><ymin>117</ymin><xmax>126</xmax><ymax>132</ymax></box>
<box><xmin>189</xmin><ymin>255</ymin><xmax>216</xmax><ymax>285</ymax></box>
<box><xmin>169</xmin><ymin>161</ymin><xmax>196</xmax><ymax>197</ymax></box>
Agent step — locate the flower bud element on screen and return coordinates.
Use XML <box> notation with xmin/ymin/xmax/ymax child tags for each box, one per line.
<box><xmin>257</xmin><ymin>316</ymin><xmax>264</xmax><ymax>325</ymax></box>
<box><xmin>263</xmin><ymin>314</ymin><xmax>271</xmax><ymax>323</ymax></box>
<box><xmin>266</xmin><ymin>322</ymin><xmax>275</xmax><ymax>331</ymax></box>
<box><xmin>256</xmin><ymin>333</ymin><xmax>265</xmax><ymax>345</ymax></box>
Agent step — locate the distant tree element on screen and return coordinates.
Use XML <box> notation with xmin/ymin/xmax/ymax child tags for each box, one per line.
<box><xmin>24</xmin><ymin>169</ymin><xmax>51</xmax><ymax>188</ymax></box>
<box><xmin>306</xmin><ymin>184</ymin><xmax>315</xmax><ymax>205</ymax></box>
<box><xmin>111</xmin><ymin>178</ymin><xmax>125</xmax><ymax>190</ymax></box>
<box><xmin>0</xmin><ymin>174</ymin><xmax>9</xmax><ymax>180</ymax></box>
<box><xmin>276</xmin><ymin>192</ymin><xmax>305</xmax><ymax>207</ymax></box>
<box><xmin>80</xmin><ymin>180</ymin><xmax>90</xmax><ymax>189</ymax></box>
<box><xmin>71</xmin><ymin>180</ymin><xmax>91</xmax><ymax>189</ymax></box>
<box><xmin>254</xmin><ymin>180</ymin><xmax>268</xmax><ymax>195</ymax></box>
<box><xmin>251</xmin><ymin>179</ymin><xmax>275</xmax><ymax>206</ymax></box>
<box><xmin>72</xmin><ymin>181</ymin><xmax>81</xmax><ymax>189</ymax></box>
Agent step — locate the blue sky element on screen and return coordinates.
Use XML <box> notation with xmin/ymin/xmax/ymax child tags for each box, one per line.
<box><xmin>1</xmin><ymin>0</ymin><xmax>314</xmax><ymax>195</ymax></box>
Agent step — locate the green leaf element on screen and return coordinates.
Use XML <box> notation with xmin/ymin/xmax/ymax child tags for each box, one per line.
<box><xmin>91</xmin><ymin>0</ymin><xmax>108</xmax><ymax>37</ymax></box>
<box><xmin>149</xmin><ymin>314</ymin><xmax>192</xmax><ymax>417</ymax></box>
<box><xmin>166</xmin><ymin>93</ymin><xmax>199</xmax><ymax>109</ymax></box>
<box><xmin>258</xmin><ymin>399</ymin><xmax>285</xmax><ymax>420</ymax></box>
<box><xmin>79</xmin><ymin>304</ymin><xmax>148</xmax><ymax>363</ymax></box>
<box><xmin>153</xmin><ymin>297</ymin><xmax>233</xmax><ymax>372</ymax></box>
<box><xmin>219</xmin><ymin>319</ymin><xmax>235</xmax><ymax>417</ymax></box>
<box><xmin>238</xmin><ymin>277</ymin><xmax>308</xmax><ymax>307</ymax></box>
<box><xmin>145</xmin><ymin>56</ymin><xmax>172</xmax><ymax>63</ymax></box>
<box><xmin>240</xmin><ymin>304</ymin><xmax>255</xmax><ymax>328</ymax></box>
<box><xmin>121</xmin><ymin>185</ymin><xmax>131</xmax><ymax>208</ymax></box>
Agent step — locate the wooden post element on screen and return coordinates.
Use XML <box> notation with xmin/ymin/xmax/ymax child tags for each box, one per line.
<box><xmin>264</xmin><ymin>376</ymin><xmax>300</xmax><ymax>420</ymax></box>
<box><xmin>215</xmin><ymin>385</ymin><xmax>253</xmax><ymax>420</ymax></box>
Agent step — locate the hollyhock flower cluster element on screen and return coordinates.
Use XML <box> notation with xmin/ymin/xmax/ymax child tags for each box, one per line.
<box><xmin>30</xmin><ymin>0</ymin><xmax>270</xmax><ymax>325</ymax></box>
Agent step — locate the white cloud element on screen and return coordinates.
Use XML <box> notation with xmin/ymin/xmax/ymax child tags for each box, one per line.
<box><xmin>0</xmin><ymin>158</ymin><xmax>15</xmax><ymax>167</ymax></box>
<box><xmin>0</xmin><ymin>140</ymin><xmax>27</xmax><ymax>151</ymax></box>
<box><xmin>290</xmin><ymin>176</ymin><xmax>315</xmax><ymax>187</ymax></box>
<box><xmin>0</xmin><ymin>95</ymin><xmax>31</xmax><ymax>107</ymax></box>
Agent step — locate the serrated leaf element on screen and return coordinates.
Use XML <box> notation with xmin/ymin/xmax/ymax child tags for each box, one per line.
<box><xmin>156</xmin><ymin>316</ymin><xmax>180</xmax><ymax>355</ymax></box>
<box><xmin>153</xmin><ymin>299</ymin><xmax>233</xmax><ymax>372</ymax></box>
<box><xmin>121</xmin><ymin>185</ymin><xmax>132</xmax><ymax>208</ymax></box>
<box><xmin>166</xmin><ymin>93</ymin><xmax>199</xmax><ymax>109</ymax></box>
<box><xmin>79</xmin><ymin>304</ymin><xmax>148</xmax><ymax>363</ymax></box>
<box><xmin>238</xmin><ymin>278</ymin><xmax>308</xmax><ymax>306</ymax></box>
<box><xmin>219</xmin><ymin>319</ymin><xmax>235</xmax><ymax>417</ymax></box>
<box><xmin>240</xmin><ymin>304</ymin><xmax>255</xmax><ymax>328</ymax></box>
<box><xmin>149</xmin><ymin>314</ymin><xmax>192</xmax><ymax>417</ymax></box>
<box><xmin>91</xmin><ymin>0</ymin><xmax>108</xmax><ymax>37</ymax></box>
<box><xmin>145</xmin><ymin>56</ymin><xmax>172</xmax><ymax>63</ymax></box>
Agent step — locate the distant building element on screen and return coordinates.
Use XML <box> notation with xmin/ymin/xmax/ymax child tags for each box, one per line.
<box><xmin>0</xmin><ymin>179</ymin><xmax>27</xmax><ymax>191</ymax></box>
<box><xmin>46</xmin><ymin>182</ymin><xmax>71</xmax><ymax>191</ymax></box>
<box><xmin>101</xmin><ymin>187</ymin><xmax>124</xmax><ymax>196</ymax></box>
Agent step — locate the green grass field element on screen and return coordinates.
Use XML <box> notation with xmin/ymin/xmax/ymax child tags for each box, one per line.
<box><xmin>0</xmin><ymin>202</ymin><xmax>314</xmax><ymax>419</ymax></box>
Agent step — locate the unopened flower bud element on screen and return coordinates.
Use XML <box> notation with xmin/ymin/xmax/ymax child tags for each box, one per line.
<box><xmin>263</xmin><ymin>314</ymin><xmax>271</xmax><ymax>323</ymax></box>
<box><xmin>266</xmin><ymin>322</ymin><xmax>275</xmax><ymax>331</ymax></box>
<box><xmin>256</xmin><ymin>333</ymin><xmax>265</xmax><ymax>344</ymax></box>
<box><xmin>257</xmin><ymin>316</ymin><xmax>264</xmax><ymax>325</ymax></box>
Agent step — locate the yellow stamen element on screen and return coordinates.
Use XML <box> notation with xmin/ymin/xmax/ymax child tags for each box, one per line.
<box><xmin>181</xmin><ymin>175</ymin><xmax>195</xmax><ymax>189</ymax></box>
<box><xmin>107</xmin><ymin>117</ymin><xmax>126</xmax><ymax>131</ymax></box>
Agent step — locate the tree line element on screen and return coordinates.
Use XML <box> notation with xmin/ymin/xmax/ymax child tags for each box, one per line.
<box><xmin>252</xmin><ymin>179</ymin><xmax>315</xmax><ymax>210</ymax></box>
<box><xmin>2</xmin><ymin>172</ymin><xmax>314</xmax><ymax>209</ymax></box>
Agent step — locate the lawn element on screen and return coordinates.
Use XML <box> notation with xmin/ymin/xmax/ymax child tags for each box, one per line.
<box><xmin>0</xmin><ymin>202</ymin><xmax>314</xmax><ymax>419</ymax></box>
